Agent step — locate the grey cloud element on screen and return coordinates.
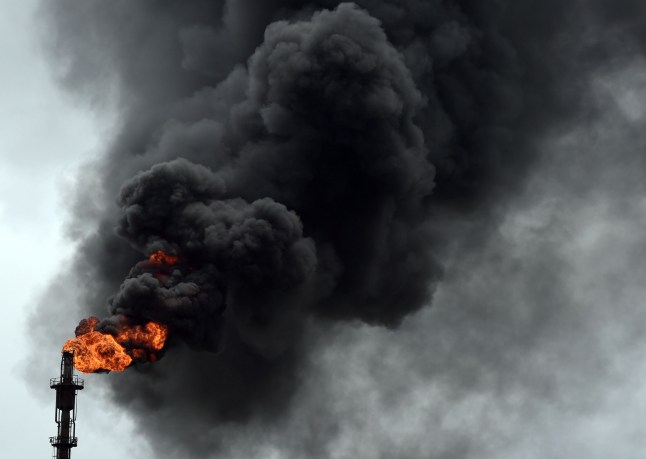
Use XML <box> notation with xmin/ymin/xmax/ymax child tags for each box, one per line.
<box><xmin>26</xmin><ymin>0</ymin><xmax>646</xmax><ymax>457</ymax></box>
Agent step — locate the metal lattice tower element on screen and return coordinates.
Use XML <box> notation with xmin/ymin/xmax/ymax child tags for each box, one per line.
<box><xmin>50</xmin><ymin>351</ymin><xmax>84</xmax><ymax>459</ymax></box>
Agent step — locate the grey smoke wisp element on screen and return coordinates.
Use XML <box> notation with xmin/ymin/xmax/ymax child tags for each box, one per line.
<box><xmin>29</xmin><ymin>0</ymin><xmax>646</xmax><ymax>457</ymax></box>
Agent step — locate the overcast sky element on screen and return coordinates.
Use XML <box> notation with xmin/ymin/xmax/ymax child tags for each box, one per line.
<box><xmin>0</xmin><ymin>1</ymin><xmax>149</xmax><ymax>457</ymax></box>
<box><xmin>4</xmin><ymin>1</ymin><xmax>646</xmax><ymax>459</ymax></box>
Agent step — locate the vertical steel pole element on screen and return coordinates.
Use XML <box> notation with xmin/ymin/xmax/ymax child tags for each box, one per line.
<box><xmin>50</xmin><ymin>351</ymin><xmax>84</xmax><ymax>459</ymax></box>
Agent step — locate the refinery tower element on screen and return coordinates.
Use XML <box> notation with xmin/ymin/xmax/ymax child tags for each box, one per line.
<box><xmin>50</xmin><ymin>351</ymin><xmax>84</xmax><ymax>459</ymax></box>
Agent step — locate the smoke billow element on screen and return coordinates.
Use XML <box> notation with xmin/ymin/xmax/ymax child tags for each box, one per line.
<box><xmin>28</xmin><ymin>0</ymin><xmax>646</xmax><ymax>457</ymax></box>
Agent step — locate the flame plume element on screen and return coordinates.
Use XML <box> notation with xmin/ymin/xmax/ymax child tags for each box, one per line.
<box><xmin>149</xmin><ymin>250</ymin><xmax>178</xmax><ymax>266</ymax></box>
<box><xmin>62</xmin><ymin>250</ymin><xmax>177</xmax><ymax>373</ymax></box>
<box><xmin>63</xmin><ymin>317</ymin><xmax>168</xmax><ymax>373</ymax></box>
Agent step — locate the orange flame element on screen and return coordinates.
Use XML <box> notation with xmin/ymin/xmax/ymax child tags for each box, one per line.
<box><xmin>149</xmin><ymin>250</ymin><xmax>178</xmax><ymax>266</ymax></box>
<box><xmin>63</xmin><ymin>316</ymin><xmax>168</xmax><ymax>373</ymax></box>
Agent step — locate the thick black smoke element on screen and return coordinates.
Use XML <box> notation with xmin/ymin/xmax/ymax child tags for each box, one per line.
<box><xmin>110</xmin><ymin>158</ymin><xmax>318</xmax><ymax>355</ymax></box>
<box><xmin>30</xmin><ymin>0</ymin><xmax>646</xmax><ymax>457</ymax></box>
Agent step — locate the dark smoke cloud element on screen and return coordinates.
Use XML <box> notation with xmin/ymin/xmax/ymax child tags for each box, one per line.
<box><xmin>111</xmin><ymin>158</ymin><xmax>318</xmax><ymax>355</ymax></box>
<box><xmin>27</xmin><ymin>0</ymin><xmax>646</xmax><ymax>457</ymax></box>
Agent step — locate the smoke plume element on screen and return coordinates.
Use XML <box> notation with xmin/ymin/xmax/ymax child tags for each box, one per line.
<box><xmin>28</xmin><ymin>0</ymin><xmax>646</xmax><ymax>457</ymax></box>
